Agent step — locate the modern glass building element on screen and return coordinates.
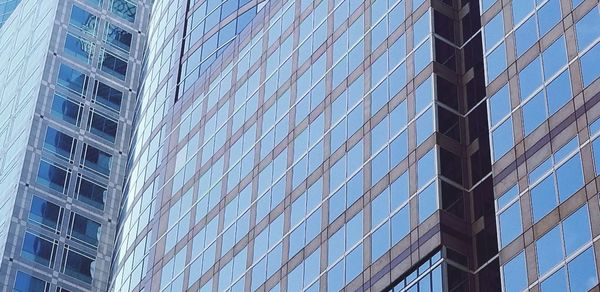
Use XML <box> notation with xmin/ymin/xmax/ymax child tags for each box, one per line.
<box><xmin>0</xmin><ymin>0</ymin><xmax>598</xmax><ymax>291</ymax></box>
<box><xmin>109</xmin><ymin>0</ymin><xmax>600</xmax><ymax>291</ymax></box>
<box><xmin>0</xmin><ymin>0</ymin><xmax>149</xmax><ymax>291</ymax></box>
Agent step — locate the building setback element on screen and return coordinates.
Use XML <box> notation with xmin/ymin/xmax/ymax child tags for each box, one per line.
<box><xmin>0</xmin><ymin>0</ymin><xmax>149</xmax><ymax>291</ymax></box>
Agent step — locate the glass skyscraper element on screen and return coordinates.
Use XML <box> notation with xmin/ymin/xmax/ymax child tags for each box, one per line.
<box><xmin>0</xmin><ymin>0</ymin><xmax>599</xmax><ymax>291</ymax></box>
<box><xmin>0</xmin><ymin>0</ymin><xmax>149</xmax><ymax>291</ymax></box>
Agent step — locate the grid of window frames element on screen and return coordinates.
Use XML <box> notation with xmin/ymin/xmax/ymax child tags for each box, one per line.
<box><xmin>111</xmin><ymin>0</ymin><xmax>446</xmax><ymax>291</ymax></box>
<box><xmin>485</xmin><ymin>0</ymin><xmax>600</xmax><ymax>291</ymax></box>
<box><xmin>11</xmin><ymin>0</ymin><xmax>142</xmax><ymax>290</ymax></box>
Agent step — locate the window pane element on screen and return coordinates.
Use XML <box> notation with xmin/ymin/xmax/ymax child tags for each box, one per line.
<box><xmin>37</xmin><ymin>160</ymin><xmax>70</xmax><ymax>194</ymax></box>
<box><xmin>492</xmin><ymin>118</ymin><xmax>514</xmax><ymax>161</ymax></box>
<box><xmin>542</xmin><ymin>36</ymin><xmax>567</xmax><ymax>80</ymax></box>
<box><xmin>562</xmin><ymin>205</ymin><xmax>591</xmax><ymax>256</ymax></box>
<box><xmin>75</xmin><ymin>176</ymin><xmax>106</xmax><ymax>210</ymax></box>
<box><xmin>502</xmin><ymin>252</ymin><xmax>527</xmax><ymax>292</ymax></box>
<box><xmin>530</xmin><ymin>175</ymin><xmax>557</xmax><ymax>222</ymax></box>
<box><xmin>29</xmin><ymin>196</ymin><xmax>61</xmax><ymax>230</ymax></box>
<box><xmin>515</xmin><ymin>16</ymin><xmax>537</xmax><ymax>56</ymax></box>
<box><xmin>555</xmin><ymin>154</ymin><xmax>583</xmax><ymax>201</ymax></box>
<box><xmin>64</xmin><ymin>33</ymin><xmax>94</xmax><ymax>64</ymax></box>
<box><xmin>44</xmin><ymin>127</ymin><xmax>76</xmax><ymax>160</ymax></box>
<box><xmin>536</xmin><ymin>226</ymin><xmax>564</xmax><ymax>276</ymax></box>
<box><xmin>21</xmin><ymin>232</ymin><xmax>55</xmax><ymax>267</ymax></box>
<box><xmin>88</xmin><ymin>112</ymin><xmax>117</xmax><ymax>143</ymax></box>
<box><xmin>82</xmin><ymin>144</ymin><xmax>112</xmax><ymax>176</ymax></box>
<box><xmin>105</xmin><ymin>23</ymin><xmax>132</xmax><ymax>53</ymax></box>
<box><xmin>57</xmin><ymin>64</ymin><xmax>88</xmax><ymax>95</ymax></box>
<box><xmin>540</xmin><ymin>267</ymin><xmax>567</xmax><ymax>292</ymax></box>
<box><xmin>69</xmin><ymin>5</ymin><xmax>98</xmax><ymax>35</ymax></box>
<box><xmin>62</xmin><ymin>248</ymin><xmax>94</xmax><ymax>284</ymax></box>
<box><xmin>418</xmin><ymin>182</ymin><xmax>437</xmax><ymax>223</ymax></box>
<box><xmin>567</xmin><ymin>248</ymin><xmax>598</xmax><ymax>292</ymax></box>
<box><xmin>14</xmin><ymin>271</ymin><xmax>49</xmax><ymax>292</ymax></box>
<box><xmin>70</xmin><ymin>213</ymin><xmax>101</xmax><ymax>247</ymax></box>
<box><xmin>51</xmin><ymin>94</ymin><xmax>82</xmax><ymax>126</ymax></box>
<box><xmin>499</xmin><ymin>201</ymin><xmax>522</xmax><ymax>247</ymax></box>
<box><xmin>519</xmin><ymin>57</ymin><xmax>542</xmax><ymax>100</ymax></box>
<box><xmin>575</xmin><ymin>9</ymin><xmax>600</xmax><ymax>51</ymax></box>
<box><xmin>580</xmin><ymin>42</ymin><xmax>600</xmax><ymax>87</ymax></box>
<box><xmin>99</xmin><ymin>50</ymin><xmax>128</xmax><ymax>80</ymax></box>
<box><xmin>94</xmin><ymin>81</ymin><xmax>123</xmax><ymax>112</ymax></box>
<box><xmin>111</xmin><ymin>0</ymin><xmax>137</xmax><ymax>22</ymax></box>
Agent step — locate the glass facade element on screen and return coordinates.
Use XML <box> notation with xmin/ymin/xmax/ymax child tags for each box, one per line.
<box><xmin>0</xmin><ymin>0</ymin><xmax>149</xmax><ymax>291</ymax></box>
<box><xmin>487</xmin><ymin>0</ymin><xmax>600</xmax><ymax>291</ymax></box>
<box><xmin>0</xmin><ymin>0</ymin><xmax>598</xmax><ymax>291</ymax></box>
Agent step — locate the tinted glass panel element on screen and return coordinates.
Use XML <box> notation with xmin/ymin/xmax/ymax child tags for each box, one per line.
<box><xmin>64</xmin><ymin>33</ymin><xmax>94</xmax><ymax>64</ymax></box>
<box><xmin>94</xmin><ymin>81</ymin><xmax>122</xmax><ymax>111</ymax></box>
<box><xmin>99</xmin><ymin>50</ymin><xmax>127</xmax><ymax>80</ymax></box>
<box><xmin>82</xmin><ymin>144</ymin><xmax>112</xmax><ymax>176</ymax></box>
<box><xmin>105</xmin><ymin>23</ymin><xmax>131</xmax><ymax>53</ymax></box>
<box><xmin>70</xmin><ymin>213</ymin><xmax>101</xmax><ymax>247</ymax></box>
<box><xmin>111</xmin><ymin>0</ymin><xmax>136</xmax><ymax>22</ymax></box>
<box><xmin>69</xmin><ymin>5</ymin><xmax>98</xmax><ymax>35</ymax></box>
<box><xmin>21</xmin><ymin>232</ymin><xmax>55</xmax><ymax>267</ymax></box>
<box><xmin>51</xmin><ymin>94</ymin><xmax>82</xmax><ymax>126</ymax></box>
<box><xmin>43</xmin><ymin>127</ymin><xmax>76</xmax><ymax>160</ymax></box>
<box><xmin>37</xmin><ymin>160</ymin><xmax>70</xmax><ymax>194</ymax></box>
<box><xmin>57</xmin><ymin>64</ymin><xmax>88</xmax><ymax>95</ymax></box>
<box><xmin>29</xmin><ymin>196</ymin><xmax>61</xmax><ymax>230</ymax></box>
<box><xmin>62</xmin><ymin>249</ymin><xmax>94</xmax><ymax>284</ymax></box>
<box><xmin>88</xmin><ymin>112</ymin><xmax>117</xmax><ymax>143</ymax></box>
<box><xmin>14</xmin><ymin>271</ymin><xmax>49</xmax><ymax>292</ymax></box>
<box><xmin>75</xmin><ymin>176</ymin><xmax>106</xmax><ymax>210</ymax></box>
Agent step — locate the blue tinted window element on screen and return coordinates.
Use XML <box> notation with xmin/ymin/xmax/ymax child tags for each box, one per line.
<box><xmin>105</xmin><ymin>23</ymin><xmax>132</xmax><ymax>53</ymax></box>
<box><xmin>51</xmin><ymin>94</ymin><xmax>82</xmax><ymax>126</ymax></box>
<box><xmin>575</xmin><ymin>9</ymin><xmax>600</xmax><ymax>51</ymax></box>
<box><xmin>530</xmin><ymin>175</ymin><xmax>557</xmax><ymax>222</ymax></box>
<box><xmin>519</xmin><ymin>57</ymin><xmax>542</xmax><ymax>100</ymax></box>
<box><xmin>69</xmin><ymin>5</ymin><xmax>98</xmax><ymax>35</ymax></box>
<box><xmin>94</xmin><ymin>81</ymin><xmax>123</xmax><ymax>112</ymax></box>
<box><xmin>418</xmin><ymin>182</ymin><xmax>437</xmax><ymax>222</ymax></box>
<box><xmin>21</xmin><ymin>232</ymin><xmax>55</xmax><ymax>267</ymax></box>
<box><xmin>44</xmin><ymin>127</ymin><xmax>76</xmax><ymax>160</ymax></box>
<box><xmin>486</xmin><ymin>42</ymin><xmax>506</xmax><ymax>83</ymax></box>
<box><xmin>110</xmin><ymin>0</ymin><xmax>136</xmax><ymax>22</ymax></box>
<box><xmin>492</xmin><ymin>118</ymin><xmax>513</xmax><ymax>161</ymax></box>
<box><xmin>580</xmin><ymin>42</ymin><xmax>600</xmax><ymax>87</ymax></box>
<box><xmin>537</xmin><ymin>0</ymin><xmax>561</xmax><ymax>36</ymax></box>
<box><xmin>62</xmin><ymin>248</ymin><xmax>94</xmax><ymax>283</ymax></box>
<box><xmin>57</xmin><ymin>64</ymin><xmax>88</xmax><ymax>95</ymax></box>
<box><xmin>82</xmin><ymin>144</ymin><xmax>112</xmax><ymax>176</ymax></box>
<box><xmin>99</xmin><ymin>50</ymin><xmax>128</xmax><ymax>80</ymax></box>
<box><xmin>541</xmin><ymin>268</ymin><xmax>568</xmax><ymax>291</ymax></box>
<box><xmin>515</xmin><ymin>16</ymin><xmax>538</xmax><ymax>56</ymax></box>
<box><xmin>484</xmin><ymin>12</ymin><xmax>503</xmax><ymax>50</ymax></box>
<box><xmin>555</xmin><ymin>154</ymin><xmax>583</xmax><ymax>201</ymax></box>
<box><xmin>88</xmin><ymin>112</ymin><xmax>117</xmax><ymax>143</ymax></box>
<box><xmin>536</xmin><ymin>226</ymin><xmax>564</xmax><ymax>276</ymax></box>
<box><xmin>371</xmin><ymin>221</ymin><xmax>389</xmax><ymax>261</ymax></box>
<box><xmin>567</xmin><ymin>248</ymin><xmax>598</xmax><ymax>292</ymax></box>
<box><xmin>546</xmin><ymin>70</ymin><xmax>571</xmax><ymax>114</ymax></box>
<box><xmin>502</xmin><ymin>252</ymin><xmax>527</xmax><ymax>292</ymax></box>
<box><xmin>29</xmin><ymin>196</ymin><xmax>61</xmax><ymax>230</ymax></box>
<box><xmin>512</xmin><ymin>0</ymin><xmax>534</xmax><ymax>24</ymax></box>
<box><xmin>542</xmin><ymin>36</ymin><xmax>567</xmax><ymax>80</ymax></box>
<box><xmin>14</xmin><ymin>271</ymin><xmax>49</xmax><ymax>292</ymax></box>
<box><xmin>499</xmin><ymin>201</ymin><xmax>522</xmax><ymax>247</ymax></box>
<box><xmin>37</xmin><ymin>160</ymin><xmax>70</xmax><ymax>194</ymax></box>
<box><xmin>488</xmin><ymin>85</ymin><xmax>510</xmax><ymax>127</ymax></box>
<box><xmin>562</xmin><ymin>205</ymin><xmax>591</xmax><ymax>256</ymax></box>
<box><xmin>64</xmin><ymin>33</ymin><xmax>94</xmax><ymax>63</ymax></box>
<box><xmin>70</xmin><ymin>213</ymin><xmax>101</xmax><ymax>247</ymax></box>
<box><xmin>522</xmin><ymin>92</ymin><xmax>546</xmax><ymax>135</ymax></box>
